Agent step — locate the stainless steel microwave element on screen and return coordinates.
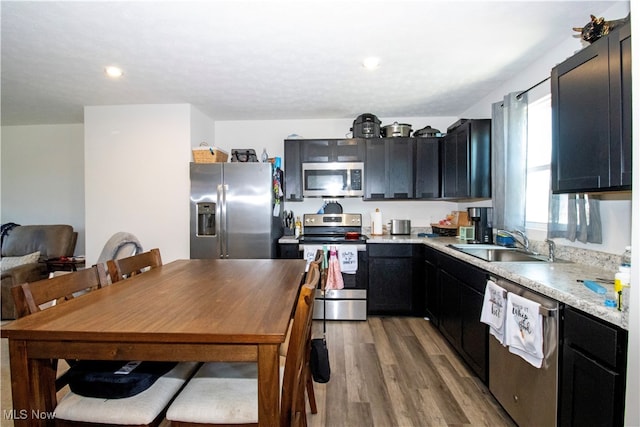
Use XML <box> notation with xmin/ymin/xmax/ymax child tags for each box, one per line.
<box><xmin>302</xmin><ymin>162</ymin><xmax>364</xmax><ymax>197</ymax></box>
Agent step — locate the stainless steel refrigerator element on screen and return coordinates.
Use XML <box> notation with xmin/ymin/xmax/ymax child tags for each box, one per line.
<box><xmin>190</xmin><ymin>162</ymin><xmax>282</xmax><ymax>259</ymax></box>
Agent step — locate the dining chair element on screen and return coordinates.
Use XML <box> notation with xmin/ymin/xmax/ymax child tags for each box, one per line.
<box><xmin>11</xmin><ymin>264</ymin><xmax>111</xmax><ymax>399</ymax></box>
<box><xmin>11</xmin><ymin>263</ymin><xmax>108</xmax><ymax>319</ymax></box>
<box><xmin>95</xmin><ymin>231</ymin><xmax>144</xmax><ymax>279</ymax></box>
<box><xmin>278</xmin><ymin>258</ymin><xmax>320</xmax><ymax>418</ymax></box>
<box><xmin>106</xmin><ymin>247</ymin><xmax>162</xmax><ymax>283</ymax></box>
<box><xmin>301</xmin><ymin>250</ymin><xmax>325</xmax><ymax>415</ymax></box>
<box><xmin>165</xmin><ymin>269</ymin><xmax>318</xmax><ymax>426</ymax></box>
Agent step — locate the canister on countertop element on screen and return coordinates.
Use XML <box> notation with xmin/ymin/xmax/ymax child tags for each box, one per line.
<box><xmin>390</xmin><ymin>219</ymin><xmax>411</xmax><ymax>235</ymax></box>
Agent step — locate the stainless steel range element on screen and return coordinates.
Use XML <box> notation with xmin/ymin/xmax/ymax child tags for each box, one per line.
<box><xmin>299</xmin><ymin>213</ymin><xmax>367</xmax><ymax>321</ymax></box>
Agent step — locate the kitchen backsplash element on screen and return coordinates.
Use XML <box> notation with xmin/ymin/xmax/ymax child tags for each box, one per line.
<box><xmin>528</xmin><ymin>240</ymin><xmax>622</xmax><ymax>273</ymax></box>
<box><xmin>361</xmin><ymin>226</ymin><xmax>623</xmax><ymax>273</ymax></box>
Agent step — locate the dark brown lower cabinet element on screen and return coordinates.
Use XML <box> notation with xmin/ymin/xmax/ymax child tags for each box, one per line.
<box><xmin>437</xmin><ymin>252</ymin><xmax>488</xmax><ymax>382</ymax></box>
<box><xmin>278</xmin><ymin>243</ymin><xmax>301</xmax><ymax>259</ymax></box>
<box><xmin>560</xmin><ymin>307</ymin><xmax>628</xmax><ymax>427</ymax></box>
<box><xmin>367</xmin><ymin>244</ymin><xmax>424</xmax><ymax>315</ymax></box>
<box><xmin>424</xmin><ymin>245</ymin><xmax>440</xmax><ymax>325</ymax></box>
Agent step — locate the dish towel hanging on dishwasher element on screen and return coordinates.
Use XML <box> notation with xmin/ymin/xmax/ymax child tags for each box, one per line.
<box><xmin>480</xmin><ymin>280</ymin><xmax>507</xmax><ymax>345</ymax></box>
<box><xmin>505</xmin><ymin>292</ymin><xmax>544</xmax><ymax>368</ymax></box>
<box><xmin>337</xmin><ymin>245</ymin><xmax>358</xmax><ymax>274</ymax></box>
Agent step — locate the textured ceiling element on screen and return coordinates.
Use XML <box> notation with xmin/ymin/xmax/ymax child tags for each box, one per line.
<box><xmin>0</xmin><ymin>0</ymin><xmax>627</xmax><ymax>125</ymax></box>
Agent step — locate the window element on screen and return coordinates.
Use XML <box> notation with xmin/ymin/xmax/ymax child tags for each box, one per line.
<box><xmin>525</xmin><ymin>94</ymin><xmax>560</xmax><ymax>230</ymax></box>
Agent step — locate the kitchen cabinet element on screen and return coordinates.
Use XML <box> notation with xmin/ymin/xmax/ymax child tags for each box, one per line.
<box><xmin>439</xmin><ymin>269</ymin><xmax>462</xmax><ymax>343</ymax></box>
<box><xmin>364</xmin><ymin>138</ymin><xmax>415</xmax><ymax>200</ymax></box>
<box><xmin>278</xmin><ymin>243</ymin><xmax>301</xmax><ymax>259</ymax></box>
<box><xmin>367</xmin><ymin>244</ymin><xmax>424</xmax><ymax>315</ymax></box>
<box><xmin>415</xmin><ymin>137</ymin><xmax>441</xmax><ymax>199</ymax></box>
<box><xmin>284</xmin><ymin>138</ymin><xmax>366</xmax><ymax>201</ymax></box>
<box><xmin>560</xmin><ymin>306</ymin><xmax>628</xmax><ymax>427</ymax></box>
<box><xmin>423</xmin><ymin>245</ymin><xmax>440</xmax><ymax>324</ymax></box>
<box><xmin>551</xmin><ymin>22</ymin><xmax>631</xmax><ymax>193</ymax></box>
<box><xmin>284</xmin><ymin>139</ymin><xmax>303</xmax><ymax>200</ymax></box>
<box><xmin>437</xmin><ymin>251</ymin><xmax>488</xmax><ymax>382</ymax></box>
<box><xmin>300</xmin><ymin>138</ymin><xmax>366</xmax><ymax>163</ymax></box>
<box><xmin>441</xmin><ymin>119</ymin><xmax>491</xmax><ymax>199</ymax></box>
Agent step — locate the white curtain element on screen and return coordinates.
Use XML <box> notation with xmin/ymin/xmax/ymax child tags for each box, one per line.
<box><xmin>492</xmin><ymin>92</ymin><xmax>528</xmax><ymax>232</ymax></box>
<box><xmin>548</xmin><ymin>193</ymin><xmax>602</xmax><ymax>243</ymax></box>
<box><xmin>493</xmin><ymin>90</ymin><xmax>602</xmax><ymax>244</ymax></box>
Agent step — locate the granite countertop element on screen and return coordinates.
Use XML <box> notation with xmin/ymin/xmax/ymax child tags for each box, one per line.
<box><xmin>279</xmin><ymin>236</ymin><xmax>299</xmax><ymax>244</ymax></box>
<box><xmin>367</xmin><ymin>233</ymin><xmax>627</xmax><ymax>330</ymax></box>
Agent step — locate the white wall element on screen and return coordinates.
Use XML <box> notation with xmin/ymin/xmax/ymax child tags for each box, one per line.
<box><xmin>462</xmin><ymin>3</ymin><xmax>630</xmax><ymax>119</ymax></box>
<box><xmin>84</xmin><ymin>104</ymin><xmax>200</xmax><ymax>264</ymax></box>
<box><xmin>190</xmin><ymin>105</ymin><xmax>217</xmax><ymax>148</ymax></box>
<box><xmin>1</xmin><ymin>124</ymin><xmax>86</xmax><ymax>254</ymax></box>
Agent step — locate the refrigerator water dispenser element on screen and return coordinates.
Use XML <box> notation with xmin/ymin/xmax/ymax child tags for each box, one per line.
<box><xmin>197</xmin><ymin>202</ymin><xmax>216</xmax><ymax>236</ymax></box>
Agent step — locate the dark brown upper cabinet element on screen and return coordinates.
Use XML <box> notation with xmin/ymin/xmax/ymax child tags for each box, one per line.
<box><xmin>551</xmin><ymin>22</ymin><xmax>631</xmax><ymax>193</ymax></box>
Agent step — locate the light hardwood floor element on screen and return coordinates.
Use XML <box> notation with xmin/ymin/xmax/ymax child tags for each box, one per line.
<box><xmin>1</xmin><ymin>317</ymin><xmax>516</xmax><ymax>426</ymax></box>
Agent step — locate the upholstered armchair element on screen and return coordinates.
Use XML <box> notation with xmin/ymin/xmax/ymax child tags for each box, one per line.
<box><xmin>1</xmin><ymin>224</ymin><xmax>77</xmax><ymax>319</ymax></box>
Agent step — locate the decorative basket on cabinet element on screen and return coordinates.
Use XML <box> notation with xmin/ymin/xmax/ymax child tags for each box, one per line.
<box><xmin>192</xmin><ymin>145</ymin><xmax>229</xmax><ymax>163</ymax></box>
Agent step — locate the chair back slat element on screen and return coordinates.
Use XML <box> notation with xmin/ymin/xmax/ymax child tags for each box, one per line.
<box><xmin>107</xmin><ymin>248</ymin><xmax>162</xmax><ymax>283</ymax></box>
<box><xmin>304</xmin><ymin>262</ymin><xmax>320</xmax><ymax>289</ymax></box>
<box><xmin>11</xmin><ymin>264</ymin><xmax>108</xmax><ymax>318</ymax></box>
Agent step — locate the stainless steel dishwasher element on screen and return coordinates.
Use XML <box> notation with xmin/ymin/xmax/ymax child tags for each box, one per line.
<box><xmin>489</xmin><ymin>277</ymin><xmax>560</xmax><ymax>427</ymax></box>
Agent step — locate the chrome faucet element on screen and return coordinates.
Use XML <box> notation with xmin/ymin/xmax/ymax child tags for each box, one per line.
<box><xmin>498</xmin><ymin>229</ymin><xmax>530</xmax><ymax>252</ymax></box>
<box><xmin>545</xmin><ymin>239</ymin><xmax>556</xmax><ymax>262</ymax></box>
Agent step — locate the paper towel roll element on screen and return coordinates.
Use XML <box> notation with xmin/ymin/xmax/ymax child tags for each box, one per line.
<box><xmin>371</xmin><ymin>210</ymin><xmax>383</xmax><ymax>235</ymax></box>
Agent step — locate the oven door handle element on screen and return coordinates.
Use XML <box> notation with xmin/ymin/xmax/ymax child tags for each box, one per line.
<box><xmin>299</xmin><ymin>244</ymin><xmax>366</xmax><ymax>252</ymax></box>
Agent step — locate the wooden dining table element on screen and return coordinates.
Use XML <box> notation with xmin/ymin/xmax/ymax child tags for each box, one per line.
<box><xmin>1</xmin><ymin>258</ymin><xmax>308</xmax><ymax>427</ymax></box>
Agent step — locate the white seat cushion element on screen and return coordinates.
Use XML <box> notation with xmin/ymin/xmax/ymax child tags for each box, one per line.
<box><xmin>0</xmin><ymin>251</ymin><xmax>40</xmax><ymax>272</ymax></box>
<box><xmin>55</xmin><ymin>362</ymin><xmax>198</xmax><ymax>425</ymax></box>
<box><xmin>166</xmin><ymin>361</ymin><xmax>285</xmax><ymax>424</ymax></box>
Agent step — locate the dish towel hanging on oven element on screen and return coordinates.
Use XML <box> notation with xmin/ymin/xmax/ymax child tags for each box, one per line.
<box><xmin>303</xmin><ymin>245</ymin><xmax>324</xmax><ymax>269</ymax></box>
<box><xmin>480</xmin><ymin>280</ymin><xmax>507</xmax><ymax>345</ymax></box>
<box><xmin>326</xmin><ymin>246</ymin><xmax>344</xmax><ymax>290</ymax></box>
<box><xmin>505</xmin><ymin>292</ymin><xmax>544</xmax><ymax>368</ymax></box>
<box><xmin>337</xmin><ymin>245</ymin><xmax>358</xmax><ymax>274</ymax></box>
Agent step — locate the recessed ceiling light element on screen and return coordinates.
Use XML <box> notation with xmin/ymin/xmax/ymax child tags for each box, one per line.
<box><xmin>105</xmin><ymin>66</ymin><xmax>123</xmax><ymax>78</ymax></box>
<box><xmin>362</xmin><ymin>57</ymin><xmax>380</xmax><ymax>70</ymax></box>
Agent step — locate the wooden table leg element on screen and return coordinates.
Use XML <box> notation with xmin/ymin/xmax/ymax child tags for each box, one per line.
<box><xmin>257</xmin><ymin>343</ymin><xmax>280</xmax><ymax>427</ymax></box>
<box><xmin>8</xmin><ymin>340</ymin><xmax>56</xmax><ymax>426</ymax></box>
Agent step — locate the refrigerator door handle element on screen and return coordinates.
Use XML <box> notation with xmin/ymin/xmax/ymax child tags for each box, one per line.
<box><xmin>217</xmin><ymin>184</ymin><xmax>225</xmax><ymax>258</ymax></box>
<box><xmin>221</xmin><ymin>184</ymin><xmax>229</xmax><ymax>258</ymax></box>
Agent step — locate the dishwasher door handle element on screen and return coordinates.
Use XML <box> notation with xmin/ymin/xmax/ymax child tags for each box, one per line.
<box><xmin>489</xmin><ymin>276</ymin><xmax>558</xmax><ymax>317</ymax></box>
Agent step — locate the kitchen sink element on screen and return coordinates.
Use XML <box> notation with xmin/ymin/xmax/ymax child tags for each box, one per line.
<box><xmin>447</xmin><ymin>244</ymin><xmax>563</xmax><ymax>263</ymax></box>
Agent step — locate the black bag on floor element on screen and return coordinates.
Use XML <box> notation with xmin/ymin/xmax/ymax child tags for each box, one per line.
<box><xmin>310</xmin><ymin>337</ymin><xmax>330</xmax><ymax>383</ymax></box>
<box><xmin>310</xmin><ymin>270</ymin><xmax>331</xmax><ymax>383</ymax></box>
